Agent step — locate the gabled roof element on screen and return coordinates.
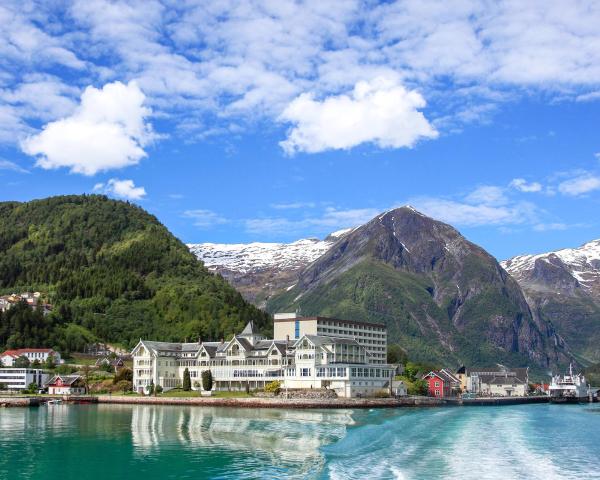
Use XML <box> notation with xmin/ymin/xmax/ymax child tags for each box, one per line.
<box><xmin>423</xmin><ymin>370</ymin><xmax>460</xmax><ymax>384</ymax></box>
<box><xmin>46</xmin><ymin>375</ymin><xmax>82</xmax><ymax>386</ymax></box>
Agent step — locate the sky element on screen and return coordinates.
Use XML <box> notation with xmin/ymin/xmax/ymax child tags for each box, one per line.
<box><xmin>1</xmin><ymin>1</ymin><xmax>600</xmax><ymax>260</ymax></box>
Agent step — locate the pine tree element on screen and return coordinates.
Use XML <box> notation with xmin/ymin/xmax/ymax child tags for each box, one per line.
<box><xmin>201</xmin><ymin>370</ymin><xmax>213</xmax><ymax>391</ymax></box>
<box><xmin>183</xmin><ymin>367</ymin><xmax>191</xmax><ymax>391</ymax></box>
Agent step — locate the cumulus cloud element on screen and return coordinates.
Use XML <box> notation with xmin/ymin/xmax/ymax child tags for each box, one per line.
<box><xmin>93</xmin><ymin>178</ymin><xmax>146</xmax><ymax>200</ymax></box>
<box><xmin>279</xmin><ymin>78</ymin><xmax>438</xmax><ymax>154</ymax></box>
<box><xmin>21</xmin><ymin>81</ymin><xmax>153</xmax><ymax>175</ymax></box>
<box><xmin>558</xmin><ymin>174</ymin><xmax>600</xmax><ymax>196</ymax></box>
<box><xmin>510</xmin><ymin>178</ymin><xmax>543</xmax><ymax>193</ymax></box>
<box><xmin>183</xmin><ymin>209</ymin><xmax>229</xmax><ymax>228</ymax></box>
<box><xmin>2</xmin><ymin>1</ymin><xmax>600</xmax><ymax>154</ymax></box>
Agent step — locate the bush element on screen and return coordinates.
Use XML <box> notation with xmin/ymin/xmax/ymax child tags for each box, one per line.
<box><xmin>114</xmin><ymin>380</ymin><xmax>133</xmax><ymax>393</ymax></box>
<box><xmin>154</xmin><ymin>385</ymin><xmax>163</xmax><ymax>394</ymax></box>
<box><xmin>201</xmin><ymin>370</ymin><xmax>213</xmax><ymax>391</ymax></box>
<box><xmin>373</xmin><ymin>389</ymin><xmax>390</xmax><ymax>398</ymax></box>
<box><xmin>113</xmin><ymin>367</ymin><xmax>133</xmax><ymax>384</ymax></box>
<box><xmin>264</xmin><ymin>380</ymin><xmax>281</xmax><ymax>394</ymax></box>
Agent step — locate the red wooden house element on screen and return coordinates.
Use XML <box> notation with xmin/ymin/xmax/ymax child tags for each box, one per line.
<box><xmin>423</xmin><ymin>369</ymin><xmax>461</xmax><ymax>398</ymax></box>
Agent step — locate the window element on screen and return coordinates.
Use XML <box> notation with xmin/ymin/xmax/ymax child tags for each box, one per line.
<box><xmin>434</xmin><ymin>381</ymin><xmax>440</xmax><ymax>387</ymax></box>
<box><xmin>300</xmin><ymin>368</ymin><xmax>311</xmax><ymax>377</ymax></box>
<box><xmin>435</xmin><ymin>390</ymin><xmax>440</xmax><ymax>396</ymax></box>
<box><xmin>295</xmin><ymin>320</ymin><xmax>300</xmax><ymax>339</ymax></box>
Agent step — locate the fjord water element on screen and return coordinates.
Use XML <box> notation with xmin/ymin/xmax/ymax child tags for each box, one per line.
<box><xmin>1</xmin><ymin>404</ymin><xmax>599</xmax><ymax>479</ymax></box>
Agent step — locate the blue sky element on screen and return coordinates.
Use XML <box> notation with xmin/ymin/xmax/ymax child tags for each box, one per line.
<box><xmin>2</xmin><ymin>1</ymin><xmax>600</xmax><ymax>260</ymax></box>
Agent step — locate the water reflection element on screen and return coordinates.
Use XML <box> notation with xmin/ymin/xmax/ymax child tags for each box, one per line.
<box><xmin>130</xmin><ymin>405</ymin><xmax>354</xmax><ymax>464</ymax></box>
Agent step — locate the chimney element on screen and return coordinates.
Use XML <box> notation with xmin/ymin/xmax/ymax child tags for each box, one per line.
<box><xmin>220</xmin><ymin>338</ymin><xmax>224</xmax><ymax>344</ymax></box>
<box><xmin>286</xmin><ymin>335</ymin><xmax>289</xmax><ymax>343</ymax></box>
<box><xmin>198</xmin><ymin>336</ymin><xmax>202</xmax><ymax>345</ymax></box>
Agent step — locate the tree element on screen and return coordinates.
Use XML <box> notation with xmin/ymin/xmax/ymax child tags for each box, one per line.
<box><xmin>81</xmin><ymin>365</ymin><xmax>91</xmax><ymax>393</ymax></box>
<box><xmin>154</xmin><ymin>384</ymin><xmax>163</xmax><ymax>395</ymax></box>
<box><xmin>183</xmin><ymin>368</ymin><xmax>191</xmax><ymax>391</ymax></box>
<box><xmin>44</xmin><ymin>355</ymin><xmax>56</xmax><ymax>370</ymax></box>
<box><xmin>15</xmin><ymin>356</ymin><xmax>30</xmax><ymax>368</ymax></box>
<box><xmin>387</xmin><ymin>344</ymin><xmax>408</xmax><ymax>365</ymax></box>
<box><xmin>147</xmin><ymin>380</ymin><xmax>154</xmax><ymax>396</ymax></box>
<box><xmin>113</xmin><ymin>367</ymin><xmax>133</xmax><ymax>384</ymax></box>
<box><xmin>201</xmin><ymin>370</ymin><xmax>213</xmax><ymax>391</ymax></box>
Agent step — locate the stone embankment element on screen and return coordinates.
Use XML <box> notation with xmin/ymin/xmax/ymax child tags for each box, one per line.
<box><xmin>0</xmin><ymin>397</ymin><xmax>42</xmax><ymax>407</ymax></box>
<box><xmin>95</xmin><ymin>395</ymin><xmax>443</xmax><ymax>409</ymax></box>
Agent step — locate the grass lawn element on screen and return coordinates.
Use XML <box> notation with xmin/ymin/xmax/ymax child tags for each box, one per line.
<box><xmin>65</xmin><ymin>354</ymin><xmax>98</xmax><ymax>366</ymax></box>
<box><xmin>157</xmin><ymin>389</ymin><xmax>253</xmax><ymax>398</ymax></box>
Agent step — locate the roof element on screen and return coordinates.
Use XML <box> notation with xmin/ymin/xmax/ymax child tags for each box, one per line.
<box><xmin>274</xmin><ymin>315</ymin><xmax>386</xmax><ymax>330</ymax></box>
<box><xmin>300</xmin><ymin>335</ymin><xmax>363</xmax><ymax>347</ymax></box>
<box><xmin>240</xmin><ymin>321</ymin><xmax>258</xmax><ymax>336</ymax></box>
<box><xmin>1</xmin><ymin>348</ymin><xmax>55</xmax><ymax>357</ymax></box>
<box><xmin>487</xmin><ymin>376</ymin><xmax>525</xmax><ymax>385</ymax></box>
<box><xmin>46</xmin><ymin>375</ymin><xmax>82</xmax><ymax>386</ymax></box>
<box><xmin>424</xmin><ymin>370</ymin><xmax>461</xmax><ymax>384</ymax></box>
<box><xmin>469</xmin><ymin>366</ymin><xmax>528</xmax><ymax>383</ymax></box>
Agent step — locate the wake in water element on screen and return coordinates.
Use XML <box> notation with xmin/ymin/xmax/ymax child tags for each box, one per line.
<box><xmin>319</xmin><ymin>405</ymin><xmax>600</xmax><ymax>480</ymax></box>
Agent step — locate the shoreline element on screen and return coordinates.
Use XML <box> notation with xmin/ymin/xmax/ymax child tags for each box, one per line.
<box><xmin>1</xmin><ymin>394</ymin><xmax>555</xmax><ymax>409</ymax></box>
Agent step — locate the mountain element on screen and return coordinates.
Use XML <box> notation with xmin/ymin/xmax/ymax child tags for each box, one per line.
<box><xmin>188</xmin><ymin>229</ymin><xmax>352</xmax><ymax>306</ymax></box>
<box><xmin>502</xmin><ymin>240</ymin><xmax>600</xmax><ymax>363</ymax></box>
<box><xmin>266</xmin><ymin>207</ymin><xmax>570</xmax><ymax>369</ymax></box>
<box><xmin>0</xmin><ymin>195</ymin><xmax>270</xmax><ymax>353</ymax></box>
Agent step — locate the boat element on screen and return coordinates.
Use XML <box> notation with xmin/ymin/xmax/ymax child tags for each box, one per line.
<box><xmin>46</xmin><ymin>399</ymin><xmax>62</xmax><ymax>405</ymax></box>
<box><xmin>549</xmin><ymin>364</ymin><xmax>590</xmax><ymax>403</ymax></box>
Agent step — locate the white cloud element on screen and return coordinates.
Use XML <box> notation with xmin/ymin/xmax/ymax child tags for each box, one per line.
<box><xmin>21</xmin><ymin>81</ymin><xmax>153</xmax><ymax>175</ymax></box>
<box><xmin>2</xmin><ymin>1</ymin><xmax>600</xmax><ymax>152</ymax></box>
<box><xmin>558</xmin><ymin>174</ymin><xmax>600</xmax><ymax>196</ymax></box>
<box><xmin>270</xmin><ymin>202</ymin><xmax>316</xmax><ymax>210</ymax></box>
<box><xmin>0</xmin><ymin>159</ymin><xmax>28</xmax><ymax>173</ymax></box>
<box><xmin>410</xmin><ymin>197</ymin><xmax>539</xmax><ymax>227</ymax></box>
<box><xmin>279</xmin><ymin>77</ymin><xmax>438</xmax><ymax>154</ymax></box>
<box><xmin>510</xmin><ymin>178</ymin><xmax>543</xmax><ymax>193</ymax></box>
<box><xmin>464</xmin><ymin>185</ymin><xmax>508</xmax><ymax>206</ymax></box>
<box><xmin>533</xmin><ymin>223</ymin><xmax>568</xmax><ymax>232</ymax></box>
<box><xmin>183</xmin><ymin>209</ymin><xmax>229</xmax><ymax>228</ymax></box>
<box><xmin>245</xmin><ymin>207</ymin><xmax>379</xmax><ymax>236</ymax></box>
<box><xmin>94</xmin><ymin>178</ymin><xmax>146</xmax><ymax>200</ymax></box>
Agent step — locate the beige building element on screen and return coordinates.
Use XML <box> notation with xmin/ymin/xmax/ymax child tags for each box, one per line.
<box><xmin>273</xmin><ymin>313</ymin><xmax>387</xmax><ymax>364</ymax></box>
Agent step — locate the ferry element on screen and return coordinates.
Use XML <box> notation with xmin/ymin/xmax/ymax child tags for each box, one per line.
<box><xmin>549</xmin><ymin>364</ymin><xmax>590</xmax><ymax>403</ymax></box>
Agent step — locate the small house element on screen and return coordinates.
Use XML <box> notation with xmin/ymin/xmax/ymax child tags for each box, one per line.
<box><xmin>423</xmin><ymin>369</ymin><xmax>461</xmax><ymax>398</ymax></box>
<box><xmin>46</xmin><ymin>375</ymin><xmax>87</xmax><ymax>395</ymax></box>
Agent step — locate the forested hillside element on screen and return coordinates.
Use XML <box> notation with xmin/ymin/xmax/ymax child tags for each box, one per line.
<box><xmin>0</xmin><ymin>195</ymin><xmax>270</xmax><ymax>353</ymax></box>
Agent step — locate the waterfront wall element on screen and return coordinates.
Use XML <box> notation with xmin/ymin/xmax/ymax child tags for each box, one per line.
<box><xmin>95</xmin><ymin>395</ymin><xmax>444</xmax><ymax>409</ymax></box>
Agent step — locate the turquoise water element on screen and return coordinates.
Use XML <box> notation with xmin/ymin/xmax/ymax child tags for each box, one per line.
<box><xmin>1</xmin><ymin>404</ymin><xmax>599</xmax><ymax>479</ymax></box>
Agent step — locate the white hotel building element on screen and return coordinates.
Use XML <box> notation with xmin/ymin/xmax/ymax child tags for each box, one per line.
<box><xmin>132</xmin><ymin>317</ymin><xmax>394</xmax><ymax>398</ymax></box>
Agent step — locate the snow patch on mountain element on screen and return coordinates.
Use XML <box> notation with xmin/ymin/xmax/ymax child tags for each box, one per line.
<box><xmin>188</xmin><ymin>235</ymin><xmax>345</xmax><ymax>274</ymax></box>
<box><xmin>502</xmin><ymin>239</ymin><xmax>600</xmax><ymax>287</ymax></box>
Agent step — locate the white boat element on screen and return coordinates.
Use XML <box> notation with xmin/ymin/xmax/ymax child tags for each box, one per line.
<box><xmin>549</xmin><ymin>364</ymin><xmax>590</xmax><ymax>403</ymax></box>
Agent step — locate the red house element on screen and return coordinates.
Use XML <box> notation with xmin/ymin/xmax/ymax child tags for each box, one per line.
<box><xmin>423</xmin><ymin>369</ymin><xmax>460</xmax><ymax>398</ymax></box>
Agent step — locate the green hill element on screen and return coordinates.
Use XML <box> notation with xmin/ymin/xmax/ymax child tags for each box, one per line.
<box><xmin>0</xmin><ymin>195</ymin><xmax>270</xmax><ymax>354</ymax></box>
